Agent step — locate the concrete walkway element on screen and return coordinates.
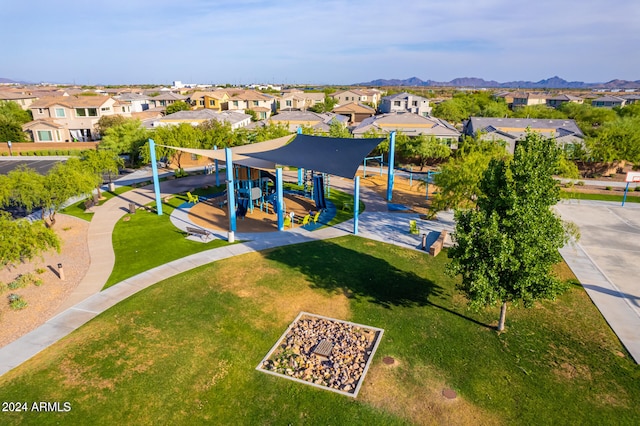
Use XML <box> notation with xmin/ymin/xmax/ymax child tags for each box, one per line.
<box><xmin>0</xmin><ymin>171</ymin><xmax>453</xmax><ymax>377</ymax></box>
<box><xmin>555</xmin><ymin>199</ymin><xmax>640</xmax><ymax>363</ymax></box>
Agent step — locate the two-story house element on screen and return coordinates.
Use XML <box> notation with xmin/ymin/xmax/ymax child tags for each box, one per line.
<box><xmin>113</xmin><ymin>93</ymin><xmax>151</xmax><ymax>112</ymax></box>
<box><xmin>0</xmin><ymin>91</ymin><xmax>39</xmax><ymax>110</ymax></box>
<box><xmin>225</xmin><ymin>90</ymin><xmax>277</xmax><ymax>119</ymax></box>
<box><xmin>279</xmin><ymin>91</ymin><xmax>325</xmax><ymax>111</ymax></box>
<box><xmin>187</xmin><ymin>91</ymin><xmax>229</xmax><ymax>112</ymax></box>
<box><xmin>331</xmin><ymin>89</ymin><xmax>382</xmax><ymax>107</ymax></box>
<box><xmin>148</xmin><ymin>92</ymin><xmax>188</xmax><ymax>109</ymax></box>
<box><xmin>23</xmin><ymin>95</ymin><xmax>123</xmax><ymax>142</ymax></box>
<box><xmin>546</xmin><ymin>94</ymin><xmax>583</xmax><ymax>109</ymax></box>
<box><xmin>378</xmin><ymin>92</ymin><xmax>432</xmax><ymax>116</ymax></box>
<box><xmin>511</xmin><ymin>92</ymin><xmax>548</xmax><ymax>109</ymax></box>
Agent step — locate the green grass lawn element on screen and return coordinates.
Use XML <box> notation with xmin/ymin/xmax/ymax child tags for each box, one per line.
<box><xmin>103</xmin><ymin>191</ymin><xmax>229</xmax><ymax>288</ymax></box>
<box><xmin>560</xmin><ymin>189</ymin><xmax>640</xmax><ymax>203</ymax></box>
<box><xmin>61</xmin><ymin>185</ymin><xmax>138</xmax><ymax>221</ymax></box>
<box><xmin>1</xmin><ymin>237</ymin><xmax>638</xmax><ymax>425</ymax></box>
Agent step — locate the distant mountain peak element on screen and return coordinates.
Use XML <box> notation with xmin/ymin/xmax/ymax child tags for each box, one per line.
<box><xmin>355</xmin><ymin>76</ymin><xmax>640</xmax><ymax>89</ymax></box>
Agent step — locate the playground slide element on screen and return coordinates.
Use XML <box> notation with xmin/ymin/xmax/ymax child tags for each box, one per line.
<box><xmin>313</xmin><ymin>175</ymin><xmax>327</xmax><ymax>210</ymax></box>
<box><xmin>236</xmin><ymin>197</ymin><xmax>249</xmax><ymax>218</ymax></box>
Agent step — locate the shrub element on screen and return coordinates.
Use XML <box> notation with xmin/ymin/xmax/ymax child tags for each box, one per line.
<box><xmin>35</xmin><ymin>267</ymin><xmax>46</xmax><ymax>274</ymax></box>
<box><xmin>8</xmin><ymin>294</ymin><xmax>28</xmax><ymax>310</ymax></box>
<box><xmin>0</xmin><ymin>282</ymin><xmax>7</xmax><ymax>293</ymax></box>
<box><xmin>576</xmin><ymin>181</ymin><xmax>585</xmax><ymax>186</ymax></box>
<box><xmin>174</xmin><ymin>168</ymin><xmax>188</xmax><ymax>178</ymax></box>
<box><xmin>8</xmin><ymin>273</ymin><xmax>42</xmax><ymax>289</ymax></box>
<box><xmin>605</xmin><ymin>186</ymin><xmax>612</xmax><ymax>191</ymax></box>
<box><xmin>634</xmin><ymin>186</ymin><xmax>640</xmax><ymax>192</ymax></box>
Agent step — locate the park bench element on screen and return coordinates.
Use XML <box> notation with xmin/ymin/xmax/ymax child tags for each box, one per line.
<box><xmin>186</xmin><ymin>226</ymin><xmax>212</xmax><ymax>241</ymax></box>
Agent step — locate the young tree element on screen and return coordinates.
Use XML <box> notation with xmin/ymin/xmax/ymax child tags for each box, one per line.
<box><xmin>165</xmin><ymin>101</ymin><xmax>191</xmax><ymax>115</ymax></box>
<box><xmin>405</xmin><ymin>135</ymin><xmax>451</xmax><ymax>170</ymax></box>
<box><xmin>43</xmin><ymin>158</ymin><xmax>97</xmax><ymax>226</ymax></box>
<box><xmin>80</xmin><ymin>149</ymin><xmax>124</xmax><ymax>197</ymax></box>
<box><xmin>143</xmin><ymin>123</ymin><xmax>203</xmax><ymax>169</ymax></box>
<box><xmin>328</xmin><ymin>120</ymin><xmax>352</xmax><ymax>138</ymax></box>
<box><xmin>0</xmin><ymin>212</ymin><xmax>60</xmax><ymax>269</ymax></box>
<box><xmin>448</xmin><ymin>131</ymin><xmax>575</xmax><ymax>331</ymax></box>
<box><xmin>96</xmin><ymin>114</ymin><xmax>128</xmax><ymax>136</ymax></box>
<box><xmin>4</xmin><ymin>165</ymin><xmax>46</xmax><ymax>214</ymax></box>
<box><xmin>99</xmin><ymin>119</ymin><xmax>149</xmax><ymax>164</ymax></box>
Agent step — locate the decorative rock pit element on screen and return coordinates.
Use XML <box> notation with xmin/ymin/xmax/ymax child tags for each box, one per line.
<box><xmin>256</xmin><ymin>312</ymin><xmax>384</xmax><ymax>397</ymax></box>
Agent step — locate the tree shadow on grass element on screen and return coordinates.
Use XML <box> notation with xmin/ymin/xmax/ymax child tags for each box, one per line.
<box><xmin>265</xmin><ymin>239</ymin><xmax>441</xmax><ymax>309</ymax></box>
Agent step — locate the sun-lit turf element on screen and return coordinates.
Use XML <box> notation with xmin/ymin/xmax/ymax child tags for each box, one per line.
<box><xmin>0</xmin><ymin>237</ymin><xmax>638</xmax><ymax>425</ymax></box>
<box><xmin>560</xmin><ymin>189</ymin><xmax>640</xmax><ymax>203</ymax></box>
<box><xmin>61</xmin><ymin>185</ymin><xmax>137</xmax><ymax>221</ymax></box>
<box><xmin>103</xmin><ymin>191</ymin><xmax>229</xmax><ymax>288</ymax></box>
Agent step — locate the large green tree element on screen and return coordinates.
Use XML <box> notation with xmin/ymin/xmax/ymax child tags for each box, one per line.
<box><xmin>99</xmin><ymin>119</ymin><xmax>149</xmax><ymax>164</ymax></box>
<box><xmin>448</xmin><ymin>131</ymin><xmax>575</xmax><ymax>331</ymax></box>
<box><xmin>4</xmin><ymin>165</ymin><xmax>46</xmax><ymax>214</ymax></box>
<box><xmin>42</xmin><ymin>158</ymin><xmax>97</xmax><ymax>226</ymax></box>
<box><xmin>0</xmin><ymin>212</ymin><xmax>60</xmax><ymax>269</ymax></box>
<box><xmin>0</xmin><ymin>100</ymin><xmax>32</xmax><ymax>142</ymax></box>
<box><xmin>143</xmin><ymin>123</ymin><xmax>203</xmax><ymax>169</ymax></box>
<box><xmin>80</xmin><ymin>149</ymin><xmax>124</xmax><ymax>197</ymax></box>
<box><xmin>404</xmin><ymin>134</ymin><xmax>451</xmax><ymax>170</ymax></box>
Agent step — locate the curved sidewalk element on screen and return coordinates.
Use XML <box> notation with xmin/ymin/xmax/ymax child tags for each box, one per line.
<box><xmin>0</xmin><ymin>173</ymin><xmax>453</xmax><ymax>377</ymax></box>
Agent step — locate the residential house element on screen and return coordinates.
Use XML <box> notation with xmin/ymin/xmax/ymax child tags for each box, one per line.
<box><xmin>591</xmin><ymin>95</ymin><xmax>626</xmax><ymax>108</ymax></box>
<box><xmin>152</xmin><ymin>109</ymin><xmax>251</xmax><ymax>130</ymax></box>
<box><xmin>114</xmin><ymin>93</ymin><xmax>151</xmax><ymax>112</ymax></box>
<box><xmin>331</xmin><ymin>89</ymin><xmax>382</xmax><ymax>107</ymax></box>
<box><xmin>331</xmin><ymin>102</ymin><xmax>375</xmax><ymax>125</ymax></box>
<box><xmin>148</xmin><ymin>92</ymin><xmax>188</xmax><ymax>109</ymax></box>
<box><xmin>0</xmin><ymin>91</ymin><xmax>39</xmax><ymax>110</ymax></box>
<box><xmin>493</xmin><ymin>91</ymin><xmax>515</xmax><ymax>108</ymax></box>
<box><xmin>225</xmin><ymin>90</ymin><xmax>277</xmax><ymax>119</ymax></box>
<box><xmin>463</xmin><ymin>117</ymin><xmax>584</xmax><ymax>154</ymax></box>
<box><xmin>279</xmin><ymin>92</ymin><xmax>325</xmax><ymax>111</ymax></box>
<box><xmin>24</xmin><ymin>95</ymin><xmax>123</xmax><ymax>142</ymax></box>
<box><xmin>378</xmin><ymin>92</ymin><xmax>432</xmax><ymax>116</ymax></box>
<box><xmin>188</xmin><ymin>91</ymin><xmax>229</xmax><ymax>112</ymax></box>
<box><xmin>268</xmin><ymin>111</ymin><xmax>349</xmax><ymax>132</ymax></box>
<box><xmin>620</xmin><ymin>94</ymin><xmax>640</xmax><ymax>105</ymax></box>
<box><xmin>546</xmin><ymin>94</ymin><xmax>583</xmax><ymax>109</ymax></box>
<box><xmin>511</xmin><ymin>92</ymin><xmax>548</xmax><ymax>108</ymax></box>
<box><xmin>352</xmin><ymin>112</ymin><xmax>460</xmax><ymax>147</ymax></box>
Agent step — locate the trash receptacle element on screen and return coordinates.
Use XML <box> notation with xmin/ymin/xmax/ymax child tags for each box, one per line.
<box><xmin>129</xmin><ymin>202</ymin><xmax>136</xmax><ymax>214</ymax></box>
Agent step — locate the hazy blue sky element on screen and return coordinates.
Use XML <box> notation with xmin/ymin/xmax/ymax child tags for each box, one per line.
<box><xmin>1</xmin><ymin>0</ymin><xmax>638</xmax><ymax>85</ymax></box>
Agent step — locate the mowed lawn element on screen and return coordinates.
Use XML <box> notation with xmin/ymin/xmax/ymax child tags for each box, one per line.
<box><xmin>1</xmin><ymin>237</ymin><xmax>639</xmax><ymax>425</ymax></box>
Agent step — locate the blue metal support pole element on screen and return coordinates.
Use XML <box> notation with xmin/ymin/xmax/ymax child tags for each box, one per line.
<box><xmin>276</xmin><ymin>168</ymin><xmax>284</xmax><ymax>231</ymax></box>
<box><xmin>363</xmin><ymin>158</ymin><xmax>367</xmax><ymax>178</ymax></box>
<box><xmin>298</xmin><ymin>168</ymin><xmax>303</xmax><ymax>186</ymax></box>
<box><xmin>426</xmin><ymin>171</ymin><xmax>431</xmax><ymax>201</ymax></box>
<box><xmin>386</xmin><ymin>131</ymin><xmax>396</xmax><ymax>202</ymax></box>
<box><xmin>622</xmin><ymin>182</ymin><xmax>630</xmax><ymax>206</ymax></box>
<box><xmin>409</xmin><ymin>165</ymin><xmax>413</xmax><ymax>187</ymax></box>
<box><xmin>354</xmin><ymin>176</ymin><xmax>360</xmax><ymax>235</ymax></box>
<box><xmin>214</xmin><ymin>145</ymin><xmax>219</xmax><ymax>187</ymax></box>
<box><xmin>148</xmin><ymin>139</ymin><xmax>163</xmax><ymax>216</ymax></box>
<box><xmin>225</xmin><ymin>148</ymin><xmax>236</xmax><ymax>241</ymax></box>
<box><xmin>297</xmin><ymin>126</ymin><xmax>302</xmax><ymax>135</ymax></box>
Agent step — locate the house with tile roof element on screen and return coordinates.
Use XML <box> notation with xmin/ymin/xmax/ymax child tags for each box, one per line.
<box><xmin>331</xmin><ymin>89</ymin><xmax>382</xmax><ymax>107</ymax></box>
<box><xmin>0</xmin><ymin>91</ymin><xmax>39</xmax><ymax>110</ymax></box>
<box><xmin>511</xmin><ymin>92</ymin><xmax>548</xmax><ymax>108</ymax></box>
<box><xmin>268</xmin><ymin>111</ymin><xmax>348</xmax><ymax>132</ymax></box>
<box><xmin>187</xmin><ymin>91</ymin><xmax>229</xmax><ymax>112</ymax></box>
<box><xmin>546</xmin><ymin>94</ymin><xmax>583</xmax><ymax>109</ymax></box>
<box><xmin>114</xmin><ymin>93</ymin><xmax>151</xmax><ymax>112</ymax></box>
<box><xmin>352</xmin><ymin>112</ymin><xmax>460</xmax><ymax>147</ymax></box>
<box><xmin>152</xmin><ymin>109</ymin><xmax>251</xmax><ymax>130</ymax></box>
<box><xmin>331</xmin><ymin>102</ymin><xmax>376</xmax><ymax>125</ymax></box>
<box><xmin>463</xmin><ymin>117</ymin><xmax>584</xmax><ymax>154</ymax></box>
<box><xmin>591</xmin><ymin>95</ymin><xmax>626</xmax><ymax>108</ymax></box>
<box><xmin>378</xmin><ymin>92</ymin><xmax>432</xmax><ymax>116</ymax></box>
<box><xmin>225</xmin><ymin>90</ymin><xmax>277</xmax><ymax>119</ymax></box>
<box><xmin>148</xmin><ymin>92</ymin><xmax>188</xmax><ymax>109</ymax></box>
<box><xmin>24</xmin><ymin>95</ymin><xmax>124</xmax><ymax>142</ymax></box>
<box><xmin>279</xmin><ymin>91</ymin><xmax>325</xmax><ymax>111</ymax></box>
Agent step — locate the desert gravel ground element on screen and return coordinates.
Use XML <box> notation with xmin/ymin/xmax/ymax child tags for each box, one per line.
<box><xmin>0</xmin><ymin>214</ymin><xmax>90</xmax><ymax>347</ymax></box>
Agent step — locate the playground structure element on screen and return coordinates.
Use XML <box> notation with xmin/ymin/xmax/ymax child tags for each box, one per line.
<box><xmin>149</xmin><ymin>132</ymin><xmax>391</xmax><ymax>240</ymax></box>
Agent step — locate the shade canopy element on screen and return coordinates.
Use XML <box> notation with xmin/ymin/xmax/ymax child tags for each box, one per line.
<box><xmin>244</xmin><ymin>134</ymin><xmax>385</xmax><ymax>179</ymax></box>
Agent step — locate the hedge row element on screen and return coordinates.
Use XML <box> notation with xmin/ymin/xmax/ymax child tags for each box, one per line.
<box><xmin>0</xmin><ymin>150</ymin><xmax>84</xmax><ymax>156</ymax></box>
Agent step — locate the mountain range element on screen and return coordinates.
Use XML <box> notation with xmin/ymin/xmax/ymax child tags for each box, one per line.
<box><xmin>356</xmin><ymin>76</ymin><xmax>640</xmax><ymax>90</ymax></box>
